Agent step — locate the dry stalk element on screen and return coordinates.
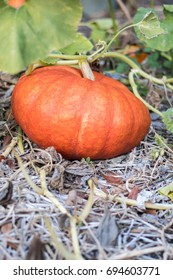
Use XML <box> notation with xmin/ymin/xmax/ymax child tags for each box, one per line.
<box><xmin>39</xmin><ymin>169</ymin><xmax>69</xmax><ymax>215</ymax></box>
<box><xmin>44</xmin><ymin>216</ymin><xmax>83</xmax><ymax>260</ymax></box>
<box><xmin>78</xmin><ymin>179</ymin><xmax>95</xmax><ymax>221</ymax></box>
<box><xmin>109</xmin><ymin>245</ymin><xmax>165</xmax><ymax>260</ymax></box>
<box><xmin>13</xmin><ymin>150</ymin><xmax>86</xmax><ymax>259</ymax></box>
<box><xmin>90</xmin><ymin>179</ymin><xmax>173</xmax><ymax>210</ymax></box>
<box><xmin>13</xmin><ymin>150</ymin><xmax>43</xmax><ymax>195</ymax></box>
<box><xmin>2</xmin><ymin>137</ymin><xmax>17</xmax><ymax>158</ymax></box>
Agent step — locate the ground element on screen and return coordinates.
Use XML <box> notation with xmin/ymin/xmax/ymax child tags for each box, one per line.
<box><xmin>0</xmin><ymin>70</ymin><xmax>173</xmax><ymax>260</ymax></box>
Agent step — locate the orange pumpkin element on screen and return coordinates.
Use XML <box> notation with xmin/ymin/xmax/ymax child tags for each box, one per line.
<box><xmin>11</xmin><ymin>66</ymin><xmax>151</xmax><ymax>160</ymax></box>
<box><xmin>8</xmin><ymin>0</ymin><xmax>25</xmax><ymax>9</ymax></box>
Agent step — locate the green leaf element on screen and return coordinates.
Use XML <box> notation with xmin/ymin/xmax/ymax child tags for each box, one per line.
<box><xmin>0</xmin><ymin>0</ymin><xmax>82</xmax><ymax>73</ymax></box>
<box><xmin>159</xmin><ymin>182</ymin><xmax>173</xmax><ymax>201</ymax></box>
<box><xmin>89</xmin><ymin>22</ymin><xmax>107</xmax><ymax>43</ymax></box>
<box><xmin>91</xmin><ymin>18</ymin><xmax>113</xmax><ymax>30</ymax></box>
<box><xmin>164</xmin><ymin>4</ymin><xmax>173</xmax><ymax>12</ymax></box>
<box><xmin>60</xmin><ymin>33</ymin><xmax>93</xmax><ymax>54</ymax></box>
<box><xmin>138</xmin><ymin>11</ymin><xmax>165</xmax><ymax>39</ymax></box>
<box><xmin>134</xmin><ymin>7</ymin><xmax>173</xmax><ymax>52</ymax></box>
<box><xmin>162</xmin><ymin>108</ymin><xmax>173</xmax><ymax>133</ymax></box>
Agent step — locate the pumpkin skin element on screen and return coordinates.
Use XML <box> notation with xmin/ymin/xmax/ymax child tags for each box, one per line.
<box><xmin>8</xmin><ymin>0</ymin><xmax>25</xmax><ymax>9</ymax></box>
<box><xmin>11</xmin><ymin>66</ymin><xmax>151</xmax><ymax>160</ymax></box>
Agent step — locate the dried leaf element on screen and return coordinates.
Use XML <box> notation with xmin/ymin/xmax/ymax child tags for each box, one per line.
<box><xmin>0</xmin><ymin>179</ymin><xmax>13</xmax><ymax>206</ymax></box>
<box><xmin>0</xmin><ymin>155</ymin><xmax>5</xmax><ymax>162</ymax></box>
<box><xmin>0</xmin><ymin>222</ymin><xmax>12</xmax><ymax>234</ymax></box>
<box><xmin>26</xmin><ymin>235</ymin><xmax>45</xmax><ymax>260</ymax></box>
<box><xmin>128</xmin><ymin>186</ymin><xmax>139</xmax><ymax>200</ymax></box>
<box><xmin>5</xmin><ymin>158</ymin><xmax>15</xmax><ymax>169</ymax></box>
<box><xmin>96</xmin><ymin>209</ymin><xmax>119</xmax><ymax>247</ymax></box>
<box><xmin>50</xmin><ymin>165</ymin><xmax>64</xmax><ymax>189</ymax></box>
<box><xmin>0</xmin><ymin>222</ymin><xmax>19</xmax><ymax>250</ymax></box>
<box><xmin>100</xmin><ymin>171</ymin><xmax>123</xmax><ymax>185</ymax></box>
<box><xmin>2</xmin><ymin>135</ymin><xmax>12</xmax><ymax>149</ymax></box>
<box><xmin>66</xmin><ymin>190</ymin><xmax>83</xmax><ymax>206</ymax></box>
<box><xmin>58</xmin><ymin>214</ymin><xmax>70</xmax><ymax>232</ymax></box>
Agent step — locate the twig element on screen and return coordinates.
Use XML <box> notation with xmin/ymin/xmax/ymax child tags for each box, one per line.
<box><xmin>39</xmin><ymin>169</ymin><xmax>69</xmax><ymax>215</ymax></box>
<box><xmin>116</xmin><ymin>0</ymin><xmax>133</xmax><ymax>22</ymax></box>
<box><xmin>44</xmin><ymin>216</ymin><xmax>83</xmax><ymax>260</ymax></box>
<box><xmin>109</xmin><ymin>245</ymin><xmax>165</xmax><ymax>260</ymax></box>
<box><xmin>17</xmin><ymin>126</ymin><xmax>24</xmax><ymax>154</ymax></box>
<box><xmin>91</xmin><ymin>179</ymin><xmax>173</xmax><ymax>210</ymax></box>
<box><xmin>70</xmin><ymin>217</ymin><xmax>84</xmax><ymax>259</ymax></box>
<box><xmin>2</xmin><ymin>138</ymin><xmax>17</xmax><ymax>158</ymax></box>
<box><xmin>78</xmin><ymin>179</ymin><xmax>95</xmax><ymax>221</ymax></box>
<box><xmin>13</xmin><ymin>150</ymin><xmax>43</xmax><ymax>195</ymax></box>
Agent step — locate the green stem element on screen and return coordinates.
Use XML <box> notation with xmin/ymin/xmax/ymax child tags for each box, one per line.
<box><xmin>55</xmin><ymin>60</ymin><xmax>79</xmax><ymax>66</ymax></box>
<box><xmin>166</xmin><ymin>77</ymin><xmax>173</xmax><ymax>83</ymax></box>
<box><xmin>100</xmin><ymin>51</ymin><xmax>140</xmax><ymax>69</ymax></box>
<box><xmin>150</xmin><ymin>0</ymin><xmax>155</xmax><ymax>8</ymax></box>
<box><xmin>105</xmin><ymin>23</ymin><xmax>138</xmax><ymax>52</ymax></box>
<box><xmin>48</xmin><ymin>54</ymin><xmax>87</xmax><ymax>60</ymax></box>
<box><xmin>169</xmin><ymin>48</ymin><xmax>173</xmax><ymax>74</ymax></box>
<box><xmin>96</xmin><ymin>52</ymin><xmax>173</xmax><ymax>90</ymax></box>
<box><xmin>108</xmin><ymin>0</ymin><xmax>118</xmax><ymax>35</ymax></box>
<box><xmin>129</xmin><ymin>70</ymin><xmax>163</xmax><ymax>117</ymax></box>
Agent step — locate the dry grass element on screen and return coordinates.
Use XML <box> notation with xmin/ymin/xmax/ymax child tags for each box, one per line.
<box><xmin>0</xmin><ymin>73</ymin><xmax>173</xmax><ymax>260</ymax></box>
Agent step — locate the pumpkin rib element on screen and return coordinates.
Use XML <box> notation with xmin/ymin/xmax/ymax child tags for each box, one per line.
<box><xmin>77</xmin><ymin>80</ymin><xmax>114</xmax><ymax>159</ymax></box>
<box><xmin>65</xmin><ymin>76</ymin><xmax>91</xmax><ymax>158</ymax></box>
<box><xmin>101</xmin><ymin>84</ymin><xmax>136</xmax><ymax>157</ymax></box>
<box><xmin>90</xmin><ymin>81</ymin><xmax>117</xmax><ymax>158</ymax></box>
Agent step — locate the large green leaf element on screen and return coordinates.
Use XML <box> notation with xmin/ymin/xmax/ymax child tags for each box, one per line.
<box><xmin>61</xmin><ymin>33</ymin><xmax>93</xmax><ymax>54</ymax></box>
<box><xmin>133</xmin><ymin>6</ymin><xmax>173</xmax><ymax>52</ymax></box>
<box><xmin>0</xmin><ymin>0</ymin><xmax>82</xmax><ymax>73</ymax></box>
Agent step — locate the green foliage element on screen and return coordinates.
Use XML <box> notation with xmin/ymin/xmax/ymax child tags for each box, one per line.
<box><xmin>159</xmin><ymin>181</ymin><xmax>173</xmax><ymax>201</ymax></box>
<box><xmin>137</xmin><ymin>10</ymin><xmax>165</xmax><ymax>39</ymax></box>
<box><xmin>0</xmin><ymin>0</ymin><xmax>89</xmax><ymax>74</ymax></box>
<box><xmin>61</xmin><ymin>33</ymin><xmax>93</xmax><ymax>54</ymax></box>
<box><xmin>89</xmin><ymin>18</ymin><xmax>113</xmax><ymax>43</ymax></box>
<box><xmin>134</xmin><ymin>5</ymin><xmax>173</xmax><ymax>52</ymax></box>
<box><xmin>162</xmin><ymin>108</ymin><xmax>173</xmax><ymax>133</ymax></box>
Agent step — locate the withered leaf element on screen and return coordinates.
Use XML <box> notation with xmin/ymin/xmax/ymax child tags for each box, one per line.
<box><xmin>50</xmin><ymin>165</ymin><xmax>64</xmax><ymax>189</ymax></box>
<box><xmin>0</xmin><ymin>155</ymin><xmax>5</xmax><ymax>162</ymax></box>
<box><xmin>0</xmin><ymin>179</ymin><xmax>13</xmax><ymax>206</ymax></box>
<box><xmin>26</xmin><ymin>235</ymin><xmax>45</xmax><ymax>260</ymax></box>
<box><xmin>96</xmin><ymin>209</ymin><xmax>119</xmax><ymax>247</ymax></box>
<box><xmin>66</xmin><ymin>190</ymin><xmax>84</xmax><ymax>206</ymax></box>
<box><xmin>2</xmin><ymin>135</ymin><xmax>12</xmax><ymax>149</ymax></box>
<box><xmin>128</xmin><ymin>186</ymin><xmax>139</xmax><ymax>200</ymax></box>
<box><xmin>100</xmin><ymin>171</ymin><xmax>123</xmax><ymax>185</ymax></box>
<box><xmin>0</xmin><ymin>222</ymin><xmax>12</xmax><ymax>234</ymax></box>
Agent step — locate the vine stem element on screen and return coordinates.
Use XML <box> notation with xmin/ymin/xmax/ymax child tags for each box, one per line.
<box><xmin>104</xmin><ymin>23</ymin><xmax>138</xmax><ymax>51</ymax></box>
<box><xmin>129</xmin><ymin>70</ymin><xmax>163</xmax><ymax>117</ymax></box>
<box><xmin>100</xmin><ymin>52</ymin><xmax>173</xmax><ymax>90</ymax></box>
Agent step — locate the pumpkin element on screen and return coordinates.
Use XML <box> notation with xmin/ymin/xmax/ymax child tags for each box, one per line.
<box><xmin>8</xmin><ymin>0</ymin><xmax>25</xmax><ymax>9</ymax></box>
<box><xmin>11</xmin><ymin>66</ymin><xmax>151</xmax><ymax>160</ymax></box>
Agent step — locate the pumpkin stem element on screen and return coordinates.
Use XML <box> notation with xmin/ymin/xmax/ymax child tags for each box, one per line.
<box><xmin>79</xmin><ymin>60</ymin><xmax>95</xmax><ymax>81</ymax></box>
